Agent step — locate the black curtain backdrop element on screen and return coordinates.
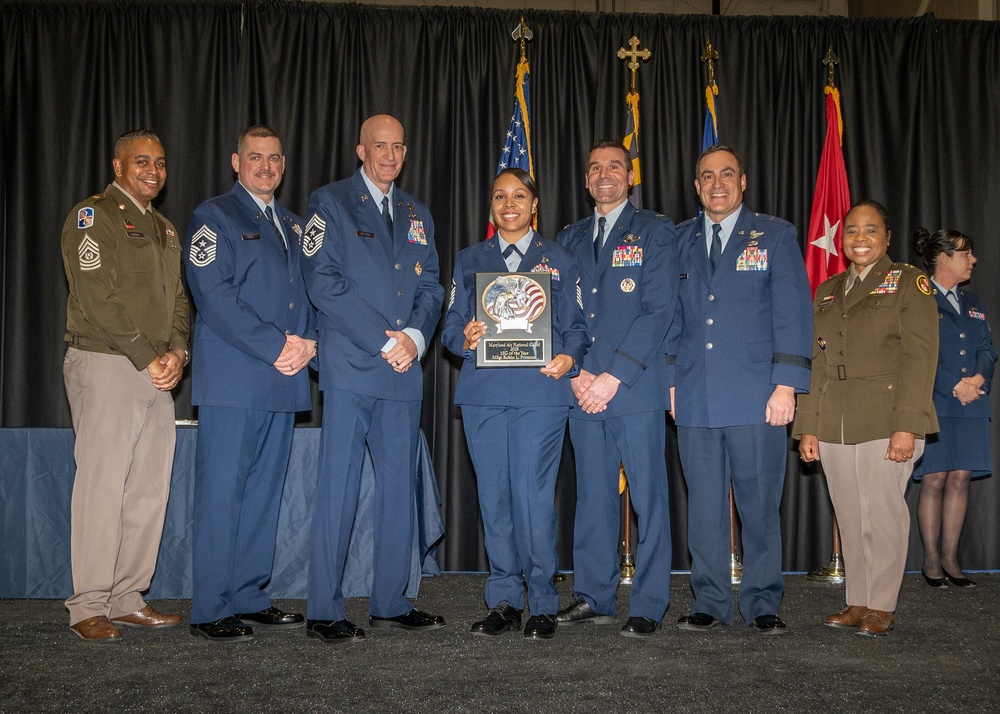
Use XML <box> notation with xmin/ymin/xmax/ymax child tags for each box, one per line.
<box><xmin>3</xmin><ymin>1</ymin><xmax>998</xmax><ymax>572</ymax></box>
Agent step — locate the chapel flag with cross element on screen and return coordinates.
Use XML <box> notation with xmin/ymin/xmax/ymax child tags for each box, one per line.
<box><xmin>618</xmin><ymin>36</ymin><xmax>650</xmax><ymax>210</ymax></box>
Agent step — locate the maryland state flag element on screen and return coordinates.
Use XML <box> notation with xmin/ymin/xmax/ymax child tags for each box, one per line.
<box><xmin>804</xmin><ymin>86</ymin><xmax>851</xmax><ymax>296</ymax></box>
<box><xmin>488</xmin><ymin>56</ymin><xmax>534</xmax><ymax>238</ymax></box>
<box><xmin>624</xmin><ymin>91</ymin><xmax>643</xmax><ymax>209</ymax></box>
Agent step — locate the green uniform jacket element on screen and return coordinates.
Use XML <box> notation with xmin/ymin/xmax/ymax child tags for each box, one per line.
<box><xmin>62</xmin><ymin>183</ymin><xmax>190</xmax><ymax>370</ymax></box>
<box><xmin>793</xmin><ymin>254</ymin><xmax>939</xmax><ymax>443</ymax></box>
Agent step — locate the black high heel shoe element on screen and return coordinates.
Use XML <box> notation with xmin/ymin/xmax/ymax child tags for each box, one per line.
<box><xmin>943</xmin><ymin>570</ymin><xmax>977</xmax><ymax>588</ymax></box>
<box><xmin>921</xmin><ymin>570</ymin><xmax>949</xmax><ymax>589</ymax></box>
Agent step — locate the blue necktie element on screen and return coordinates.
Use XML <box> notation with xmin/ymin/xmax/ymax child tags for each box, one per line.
<box><xmin>594</xmin><ymin>216</ymin><xmax>606</xmax><ymax>262</ymax></box>
<box><xmin>382</xmin><ymin>196</ymin><xmax>393</xmax><ymax>235</ymax></box>
<box><xmin>709</xmin><ymin>223</ymin><xmax>722</xmax><ymax>273</ymax></box>
<box><xmin>265</xmin><ymin>205</ymin><xmax>286</xmax><ymax>251</ymax></box>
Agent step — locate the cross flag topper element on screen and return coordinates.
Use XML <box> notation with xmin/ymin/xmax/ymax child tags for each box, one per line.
<box><xmin>701</xmin><ymin>38</ymin><xmax>719</xmax><ymax>87</ymax></box>
<box><xmin>823</xmin><ymin>45</ymin><xmax>839</xmax><ymax>88</ymax></box>
<box><xmin>618</xmin><ymin>36</ymin><xmax>651</xmax><ymax>93</ymax></box>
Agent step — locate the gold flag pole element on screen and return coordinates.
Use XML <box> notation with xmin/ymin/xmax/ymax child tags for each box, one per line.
<box><xmin>615</xmin><ymin>36</ymin><xmax>650</xmax><ymax>586</ymax></box>
<box><xmin>806</xmin><ymin>46</ymin><xmax>847</xmax><ymax>587</ymax></box>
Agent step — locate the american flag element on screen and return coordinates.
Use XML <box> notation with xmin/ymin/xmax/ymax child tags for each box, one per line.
<box><xmin>489</xmin><ymin>56</ymin><xmax>534</xmax><ymax>237</ymax></box>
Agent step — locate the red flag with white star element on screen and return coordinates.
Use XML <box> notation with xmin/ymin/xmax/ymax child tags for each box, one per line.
<box><xmin>805</xmin><ymin>87</ymin><xmax>851</xmax><ymax>297</ymax></box>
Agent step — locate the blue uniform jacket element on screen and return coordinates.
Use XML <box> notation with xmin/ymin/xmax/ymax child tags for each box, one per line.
<box><xmin>441</xmin><ymin>232</ymin><xmax>590</xmax><ymax>407</ymax></box>
<box><xmin>186</xmin><ymin>183</ymin><xmax>315</xmax><ymax>412</ymax></box>
<box><xmin>556</xmin><ymin>202</ymin><xmax>679</xmax><ymax>418</ymax></box>
<box><xmin>301</xmin><ymin>170</ymin><xmax>444</xmax><ymax>401</ymax></box>
<box><xmin>666</xmin><ymin>206</ymin><xmax>812</xmax><ymax>428</ymax></box>
<box><xmin>932</xmin><ymin>287</ymin><xmax>996</xmax><ymax>419</ymax></box>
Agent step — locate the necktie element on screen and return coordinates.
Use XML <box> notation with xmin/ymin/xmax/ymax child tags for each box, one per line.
<box><xmin>594</xmin><ymin>216</ymin><xmax>607</xmax><ymax>262</ymax></box>
<box><xmin>502</xmin><ymin>243</ymin><xmax>522</xmax><ymax>271</ymax></box>
<box><xmin>709</xmin><ymin>223</ymin><xmax>722</xmax><ymax>272</ymax></box>
<box><xmin>382</xmin><ymin>196</ymin><xmax>393</xmax><ymax>234</ymax></box>
<box><xmin>265</xmin><ymin>205</ymin><xmax>286</xmax><ymax>250</ymax></box>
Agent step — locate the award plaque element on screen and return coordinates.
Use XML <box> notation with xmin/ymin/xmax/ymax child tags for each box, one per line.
<box><xmin>475</xmin><ymin>271</ymin><xmax>552</xmax><ymax>367</ymax></box>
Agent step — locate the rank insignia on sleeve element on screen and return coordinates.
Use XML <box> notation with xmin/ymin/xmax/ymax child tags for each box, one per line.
<box><xmin>78</xmin><ymin>233</ymin><xmax>100</xmax><ymax>271</ymax></box>
<box><xmin>189</xmin><ymin>225</ymin><xmax>218</xmax><ymax>267</ymax></box>
<box><xmin>77</xmin><ymin>207</ymin><xmax>94</xmax><ymax>229</ymax></box>
<box><xmin>620</xmin><ymin>278</ymin><xmax>636</xmax><ymax>293</ymax></box>
<box><xmin>302</xmin><ymin>215</ymin><xmax>325</xmax><ymax>257</ymax></box>
<box><xmin>448</xmin><ymin>278</ymin><xmax>456</xmax><ymax>308</ymax></box>
<box><xmin>916</xmin><ymin>274</ymin><xmax>932</xmax><ymax>295</ymax></box>
<box><xmin>415</xmin><ymin>261</ymin><xmax>423</xmax><ymax>276</ymax></box>
<box><xmin>408</xmin><ymin>220</ymin><xmax>427</xmax><ymax>245</ymax></box>
<box><xmin>576</xmin><ymin>278</ymin><xmax>583</xmax><ymax>309</ymax></box>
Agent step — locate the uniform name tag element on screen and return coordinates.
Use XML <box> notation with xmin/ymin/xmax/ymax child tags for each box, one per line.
<box><xmin>356</xmin><ymin>230</ymin><xmax>375</xmax><ymax>238</ymax></box>
<box><xmin>126</xmin><ymin>231</ymin><xmax>145</xmax><ymax>239</ymax></box>
<box><xmin>241</xmin><ymin>234</ymin><xmax>260</xmax><ymax>241</ymax></box>
<box><xmin>736</xmin><ymin>246</ymin><xmax>768</xmax><ymax>271</ymax></box>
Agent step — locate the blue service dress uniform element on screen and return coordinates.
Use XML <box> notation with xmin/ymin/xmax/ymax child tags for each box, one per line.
<box><xmin>442</xmin><ymin>231</ymin><xmax>589</xmax><ymax>616</ymax></box>
<box><xmin>912</xmin><ymin>287</ymin><xmax>996</xmax><ymax>479</ymax></box>
<box><xmin>185</xmin><ymin>182</ymin><xmax>316</xmax><ymax>624</ymax></box>
<box><xmin>301</xmin><ymin>169</ymin><xmax>444</xmax><ymax>621</ymax></box>
<box><xmin>556</xmin><ymin>202</ymin><xmax>679</xmax><ymax>622</ymax></box>
<box><xmin>666</xmin><ymin>206</ymin><xmax>812</xmax><ymax>625</ymax></box>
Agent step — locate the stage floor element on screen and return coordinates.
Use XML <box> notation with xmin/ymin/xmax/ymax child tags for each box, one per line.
<box><xmin>2</xmin><ymin>572</ymin><xmax>996</xmax><ymax>713</ymax></box>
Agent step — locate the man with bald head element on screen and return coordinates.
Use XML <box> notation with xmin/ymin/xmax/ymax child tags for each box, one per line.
<box><xmin>301</xmin><ymin>115</ymin><xmax>445</xmax><ymax>643</ymax></box>
<box><xmin>61</xmin><ymin>129</ymin><xmax>189</xmax><ymax>642</ymax></box>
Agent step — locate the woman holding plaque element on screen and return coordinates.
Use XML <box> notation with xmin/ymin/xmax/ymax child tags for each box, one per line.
<box><xmin>794</xmin><ymin>200</ymin><xmax>939</xmax><ymax>637</ymax></box>
<box><xmin>442</xmin><ymin>168</ymin><xmax>589</xmax><ymax>640</ymax></box>
<box><xmin>912</xmin><ymin>227</ymin><xmax>996</xmax><ymax>589</ymax></box>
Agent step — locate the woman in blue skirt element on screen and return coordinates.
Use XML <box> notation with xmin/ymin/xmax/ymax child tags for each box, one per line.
<box><xmin>913</xmin><ymin>228</ymin><xmax>996</xmax><ymax>588</ymax></box>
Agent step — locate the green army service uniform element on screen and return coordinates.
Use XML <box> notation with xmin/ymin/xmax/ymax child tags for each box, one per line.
<box><xmin>61</xmin><ymin>182</ymin><xmax>190</xmax><ymax>626</ymax></box>
<box><xmin>793</xmin><ymin>254</ymin><xmax>938</xmax><ymax>613</ymax></box>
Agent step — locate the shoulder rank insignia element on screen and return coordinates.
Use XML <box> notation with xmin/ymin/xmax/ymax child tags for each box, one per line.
<box><xmin>916</xmin><ymin>274</ymin><xmax>932</xmax><ymax>296</ymax></box>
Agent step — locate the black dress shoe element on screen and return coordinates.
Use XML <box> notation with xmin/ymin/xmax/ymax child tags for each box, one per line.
<box><xmin>189</xmin><ymin>617</ymin><xmax>254</xmax><ymax>642</ymax></box>
<box><xmin>750</xmin><ymin>614</ymin><xmax>788</xmax><ymax>635</ymax></box>
<box><xmin>369</xmin><ymin>609</ymin><xmax>445</xmax><ymax>631</ymax></box>
<box><xmin>470</xmin><ymin>601</ymin><xmax>522</xmax><ymax>636</ymax></box>
<box><xmin>620</xmin><ymin>616</ymin><xmax>660</xmax><ymax>638</ymax></box>
<box><xmin>676</xmin><ymin>612</ymin><xmax>721</xmax><ymax>631</ymax></box>
<box><xmin>921</xmin><ymin>570</ymin><xmax>949</xmax><ymax>589</ymax></box>
<box><xmin>523</xmin><ymin>614</ymin><xmax>557</xmax><ymax>639</ymax></box>
<box><xmin>555</xmin><ymin>597</ymin><xmax>615</xmax><ymax>626</ymax></box>
<box><xmin>943</xmin><ymin>570</ymin><xmax>977</xmax><ymax>588</ymax></box>
<box><xmin>236</xmin><ymin>606</ymin><xmax>305</xmax><ymax>628</ymax></box>
<box><xmin>306</xmin><ymin>619</ymin><xmax>365</xmax><ymax>643</ymax></box>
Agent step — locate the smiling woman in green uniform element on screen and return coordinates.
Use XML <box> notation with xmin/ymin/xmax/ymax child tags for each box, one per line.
<box><xmin>793</xmin><ymin>200</ymin><xmax>939</xmax><ymax>637</ymax></box>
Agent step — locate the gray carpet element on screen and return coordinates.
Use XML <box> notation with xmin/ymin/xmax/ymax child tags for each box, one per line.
<box><xmin>2</xmin><ymin>573</ymin><xmax>996</xmax><ymax>713</ymax></box>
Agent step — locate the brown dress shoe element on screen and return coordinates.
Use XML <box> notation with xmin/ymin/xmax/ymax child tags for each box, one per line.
<box><xmin>70</xmin><ymin>616</ymin><xmax>122</xmax><ymax>643</ymax></box>
<box><xmin>112</xmin><ymin>605</ymin><xmax>182</xmax><ymax>628</ymax></box>
<box><xmin>856</xmin><ymin>609</ymin><xmax>894</xmax><ymax>637</ymax></box>
<box><xmin>824</xmin><ymin>605</ymin><xmax>869</xmax><ymax>629</ymax></box>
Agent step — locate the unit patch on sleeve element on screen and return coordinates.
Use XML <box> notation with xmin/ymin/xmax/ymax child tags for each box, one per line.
<box><xmin>189</xmin><ymin>225</ymin><xmax>218</xmax><ymax>267</ymax></box>
<box><xmin>77</xmin><ymin>207</ymin><xmax>94</xmax><ymax>229</ymax></box>
<box><xmin>302</xmin><ymin>215</ymin><xmax>326</xmax><ymax>257</ymax></box>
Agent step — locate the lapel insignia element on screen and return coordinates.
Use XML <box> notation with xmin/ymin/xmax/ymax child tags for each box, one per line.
<box><xmin>620</xmin><ymin>278</ymin><xmax>636</xmax><ymax>293</ymax></box>
<box><xmin>360</xmin><ymin>194</ymin><xmax>369</xmax><ymax>202</ymax></box>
